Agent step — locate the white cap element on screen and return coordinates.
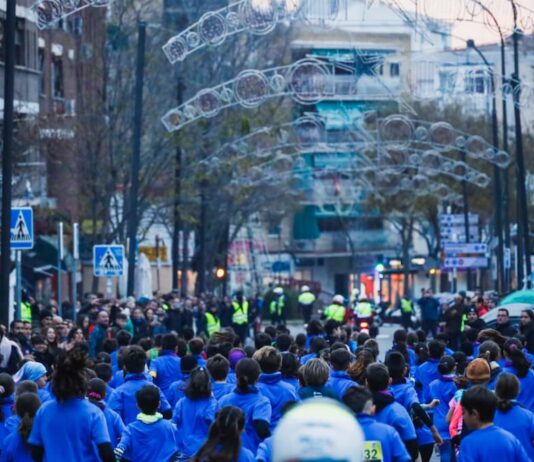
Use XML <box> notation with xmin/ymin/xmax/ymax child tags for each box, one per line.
<box><xmin>273</xmin><ymin>398</ymin><xmax>364</xmax><ymax>462</ymax></box>
<box><xmin>333</xmin><ymin>294</ymin><xmax>344</xmax><ymax>304</ymax></box>
<box><xmin>274</xmin><ymin>287</ymin><xmax>284</xmax><ymax>294</ymax></box>
<box><xmin>301</xmin><ymin>285</ymin><xmax>310</xmax><ymax>292</ymax></box>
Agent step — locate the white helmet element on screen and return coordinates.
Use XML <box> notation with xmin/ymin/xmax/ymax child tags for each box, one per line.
<box><xmin>273</xmin><ymin>398</ymin><xmax>364</xmax><ymax>462</ymax></box>
<box><xmin>333</xmin><ymin>294</ymin><xmax>344</xmax><ymax>304</ymax></box>
<box><xmin>274</xmin><ymin>287</ymin><xmax>284</xmax><ymax>295</ymax></box>
<box><xmin>301</xmin><ymin>285</ymin><xmax>310</xmax><ymax>292</ymax></box>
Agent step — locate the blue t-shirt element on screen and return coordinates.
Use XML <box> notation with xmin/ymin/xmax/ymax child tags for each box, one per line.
<box><xmin>172</xmin><ymin>396</ymin><xmax>217</xmax><ymax>458</ymax></box>
<box><xmin>37</xmin><ymin>388</ymin><xmax>51</xmax><ymax>404</ymax></box>
<box><xmin>212</xmin><ymin>382</ymin><xmax>233</xmax><ymax>401</ymax></box>
<box><xmin>105</xmin><ymin>384</ymin><xmax>114</xmax><ymax>404</ymax></box>
<box><xmin>357</xmin><ymin>414</ymin><xmax>411</xmax><ymax>462</ymax></box>
<box><xmin>227</xmin><ymin>370</ymin><xmax>237</xmax><ymax>384</ymax></box>
<box><xmin>218</xmin><ymin>387</ymin><xmax>272</xmax><ymax>453</ymax></box>
<box><xmin>0</xmin><ymin>396</ymin><xmax>15</xmax><ymax>446</ymax></box>
<box><xmin>256</xmin><ymin>435</ymin><xmax>273</xmax><ymax>462</ymax></box>
<box><xmin>102</xmin><ymin>405</ymin><xmax>125</xmax><ymax>448</ymax></box>
<box><xmin>281</xmin><ymin>376</ymin><xmax>299</xmax><ymax>393</ymax></box>
<box><xmin>3</xmin><ymin>415</ymin><xmax>19</xmax><ymax>435</ymax></box>
<box><xmin>494</xmin><ymin>402</ymin><xmax>534</xmax><ymax>461</ymax></box>
<box><xmin>148</xmin><ymin>351</ymin><xmax>181</xmax><ymax>395</ymax></box>
<box><xmin>28</xmin><ymin>398</ymin><xmax>110</xmax><ymax>462</ymax></box>
<box><xmin>300</xmin><ymin>353</ymin><xmax>316</xmax><ymax>365</ymax></box>
<box><xmin>458</xmin><ymin>425</ymin><xmax>528</xmax><ymax>462</ymax></box>
<box><xmin>414</xmin><ymin>359</ymin><xmax>441</xmax><ymax>401</ymax></box>
<box><xmin>166</xmin><ymin>375</ymin><xmax>189</xmax><ymax>408</ymax></box>
<box><xmin>326</xmin><ymin>371</ymin><xmax>358</xmax><ymax>400</ymax></box>
<box><xmin>375</xmin><ymin>399</ymin><xmax>417</xmax><ymax>442</ymax></box>
<box><xmin>0</xmin><ymin>431</ymin><xmax>33</xmax><ymax>462</ymax></box>
<box><xmin>110</xmin><ymin>350</ymin><xmax>119</xmax><ymax>375</ymax></box>
<box><xmin>115</xmin><ymin>417</ymin><xmax>178</xmax><ymax>462</ymax></box>
<box><xmin>504</xmin><ymin>366</ymin><xmax>534</xmax><ymax>413</ymax></box>
<box><xmin>428</xmin><ymin>375</ymin><xmax>457</xmax><ymax>439</ymax></box>
<box><xmin>109</xmin><ymin>370</ymin><xmax>125</xmax><ymax>389</ymax></box>
<box><xmin>107</xmin><ymin>373</ymin><xmax>171</xmax><ymax>425</ymax></box>
<box><xmin>257</xmin><ymin>372</ymin><xmax>299</xmax><ymax>429</ymax></box>
<box><xmin>390</xmin><ymin>380</ymin><xmax>433</xmax><ymax>445</ymax></box>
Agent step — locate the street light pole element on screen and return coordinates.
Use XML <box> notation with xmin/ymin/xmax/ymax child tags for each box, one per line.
<box><xmin>0</xmin><ymin>0</ymin><xmax>17</xmax><ymax>327</ymax></box>
<box><xmin>467</xmin><ymin>40</ymin><xmax>505</xmax><ymax>293</ymax></box>
<box><xmin>461</xmin><ymin>151</ymin><xmax>471</xmax><ymax>290</ymax></box>
<box><xmin>510</xmin><ymin>1</ymin><xmax>531</xmax><ymax>287</ymax></box>
<box><xmin>126</xmin><ymin>21</ymin><xmax>146</xmax><ymax>296</ymax></box>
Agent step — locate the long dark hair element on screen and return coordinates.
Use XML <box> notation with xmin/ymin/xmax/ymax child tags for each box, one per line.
<box><xmin>495</xmin><ymin>373</ymin><xmax>520</xmax><ymax>413</ymax></box>
<box><xmin>185</xmin><ymin>367</ymin><xmax>212</xmax><ymax>400</ymax></box>
<box><xmin>193</xmin><ymin>406</ymin><xmax>245</xmax><ymax>462</ymax></box>
<box><xmin>51</xmin><ymin>345</ymin><xmax>88</xmax><ymax>402</ymax></box>
<box><xmin>504</xmin><ymin>338</ymin><xmax>531</xmax><ymax>378</ymax></box>
<box><xmin>235</xmin><ymin>359</ymin><xmax>260</xmax><ymax>391</ymax></box>
<box><xmin>16</xmin><ymin>392</ymin><xmax>41</xmax><ymax>442</ymax></box>
<box><xmin>0</xmin><ymin>373</ymin><xmax>14</xmax><ymax>422</ymax></box>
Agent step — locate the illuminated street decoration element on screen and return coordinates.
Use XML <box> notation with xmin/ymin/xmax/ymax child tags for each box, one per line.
<box><xmin>32</xmin><ymin>0</ymin><xmax>110</xmax><ymax>30</ymax></box>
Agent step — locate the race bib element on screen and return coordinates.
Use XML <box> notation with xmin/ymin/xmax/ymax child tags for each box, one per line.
<box><xmin>362</xmin><ymin>441</ymin><xmax>383</xmax><ymax>462</ymax></box>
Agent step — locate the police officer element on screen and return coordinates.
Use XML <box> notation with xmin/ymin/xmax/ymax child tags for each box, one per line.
<box><xmin>400</xmin><ymin>295</ymin><xmax>414</xmax><ymax>331</ymax></box>
<box><xmin>270</xmin><ymin>287</ymin><xmax>286</xmax><ymax>326</ymax></box>
<box><xmin>354</xmin><ymin>295</ymin><xmax>373</xmax><ymax>320</ymax></box>
<box><xmin>298</xmin><ymin>285</ymin><xmax>316</xmax><ymax>325</ymax></box>
<box><xmin>232</xmin><ymin>291</ymin><xmax>249</xmax><ymax>344</ymax></box>
<box><xmin>323</xmin><ymin>295</ymin><xmax>347</xmax><ymax>322</ymax></box>
<box><xmin>204</xmin><ymin>303</ymin><xmax>221</xmax><ymax>338</ymax></box>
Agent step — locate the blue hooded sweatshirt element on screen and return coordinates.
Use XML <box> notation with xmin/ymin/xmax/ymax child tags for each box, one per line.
<box><xmin>115</xmin><ymin>414</ymin><xmax>178</xmax><ymax>462</ymax></box>
<box><xmin>357</xmin><ymin>414</ymin><xmax>411</xmax><ymax>462</ymax></box>
<box><xmin>458</xmin><ymin>425</ymin><xmax>528</xmax><ymax>462</ymax></box>
<box><xmin>212</xmin><ymin>382</ymin><xmax>233</xmax><ymax>401</ymax></box>
<box><xmin>148</xmin><ymin>350</ymin><xmax>181</xmax><ymax>395</ymax></box>
<box><xmin>504</xmin><ymin>365</ymin><xmax>534</xmax><ymax>412</ymax></box>
<box><xmin>172</xmin><ymin>396</ymin><xmax>217</xmax><ymax>458</ymax></box>
<box><xmin>428</xmin><ymin>375</ymin><xmax>457</xmax><ymax>440</ymax></box>
<box><xmin>390</xmin><ymin>380</ymin><xmax>434</xmax><ymax>445</ymax></box>
<box><xmin>107</xmin><ymin>373</ymin><xmax>171</xmax><ymax>425</ymax></box>
<box><xmin>414</xmin><ymin>358</ymin><xmax>440</xmax><ymax>402</ymax></box>
<box><xmin>166</xmin><ymin>374</ymin><xmax>190</xmax><ymax>408</ymax></box>
<box><xmin>326</xmin><ymin>371</ymin><xmax>358</xmax><ymax>400</ymax></box>
<box><xmin>494</xmin><ymin>401</ymin><xmax>534</xmax><ymax>461</ymax></box>
<box><xmin>28</xmin><ymin>398</ymin><xmax>110</xmax><ymax>462</ymax></box>
<box><xmin>257</xmin><ymin>372</ymin><xmax>299</xmax><ymax>429</ymax></box>
<box><xmin>373</xmin><ymin>391</ymin><xmax>417</xmax><ymax>443</ymax></box>
<box><xmin>218</xmin><ymin>386</ymin><xmax>272</xmax><ymax>453</ymax></box>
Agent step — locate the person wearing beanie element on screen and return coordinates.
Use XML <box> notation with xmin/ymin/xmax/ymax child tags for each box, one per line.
<box><xmin>166</xmin><ymin>355</ymin><xmax>198</xmax><ymax>407</ymax></box>
<box><xmin>385</xmin><ymin>352</ymin><xmax>442</xmax><ymax>462</ymax></box>
<box><xmin>227</xmin><ymin>348</ymin><xmax>246</xmax><ymax>384</ymax></box>
<box><xmin>428</xmin><ymin>356</ymin><xmax>457</xmax><ymax>462</ymax></box>
<box><xmin>326</xmin><ymin>348</ymin><xmax>358</xmax><ymax>400</ymax></box>
<box><xmin>458</xmin><ymin>386</ymin><xmax>527</xmax><ymax>461</ymax></box>
<box><xmin>366</xmin><ymin>363</ymin><xmax>419</xmax><ymax>461</ymax></box>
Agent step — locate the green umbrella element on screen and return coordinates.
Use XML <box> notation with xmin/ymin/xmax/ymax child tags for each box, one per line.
<box><xmin>499</xmin><ymin>290</ymin><xmax>534</xmax><ymax>306</ymax></box>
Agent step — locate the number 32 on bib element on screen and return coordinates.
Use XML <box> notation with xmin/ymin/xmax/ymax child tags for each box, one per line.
<box><xmin>363</xmin><ymin>441</ymin><xmax>383</xmax><ymax>462</ymax></box>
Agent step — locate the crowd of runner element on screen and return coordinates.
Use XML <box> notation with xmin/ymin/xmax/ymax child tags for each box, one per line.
<box><xmin>0</xmin><ymin>289</ymin><xmax>533</xmax><ymax>461</ymax></box>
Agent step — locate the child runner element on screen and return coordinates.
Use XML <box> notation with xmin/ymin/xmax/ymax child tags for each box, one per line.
<box><xmin>28</xmin><ymin>346</ymin><xmax>114</xmax><ymax>462</ymax></box>
<box><xmin>167</xmin><ymin>355</ymin><xmax>198</xmax><ymax>407</ymax></box>
<box><xmin>207</xmin><ymin>354</ymin><xmax>233</xmax><ymax>401</ymax></box>
<box><xmin>428</xmin><ymin>356</ymin><xmax>457</xmax><ymax>462</ymax></box>
<box><xmin>87</xmin><ymin>378</ymin><xmax>125</xmax><ymax>449</ymax></box>
<box><xmin>414</xmin><ymin>340</ymin><xmax>444</xmax><ymax>401</ymax></box>
<box><xmin>3</xmin><ymin>381</ymin><xmax>38</xmax><ymax>435</ymax></box>
<box><xmin>494</xmin><ymin>372</ymin><xmax>534</xmax><ymax>461</ymax></box>
<box><xmin>218</xmin><ymin>358</ymin><xmax>272</xmax><ymax>453</ymax></box>
<box><xmin>458</xmin><ymin>386</ymin><xmax>528</xmax><ymax>461</ymax></box>
<box><xmin>0</xmin><ymin>392</ymin><xmax>40</xmax><ymax>462</ymax></box>
<box><xmin>12</xmin><ymin>362</ymin><xmax>50</xmax><ymax>404</ymax></box>
<box><xmin>343</xmin><ymin>386</ymin><xmax>411</xmax><ymax>462</ymax></box>
<box><xmin>385</xmin><ymin>352</ymin><xmax>442</xmax><ymax>462</ymax></box>
<box><xmin>114</xmin><ymin>385</ymin><xmax>179</xmax><ymax>462</ymax></box>
<box><xmin>148</xmin><ymin>333</ymin><xmax>182</xmax><ymax>397</ymax></box>
<box><xmin>477</xmin><ymin>340</ymin><xmax>502</xmax><ymax>390</ymax></box>
<box><xmin>193</xmin><ymin>406</ymin><xmax>254</xmax><ymax>462</ymax></box>
<box><xmin>366</xmin><ymin>363</ymin><xmax>419</xmax><ymax>461</ymax></box>
<box><xmin>0</xmin><ymin>373</ymin><xmax>15</xmax><ymax>446</ymax></box>
<box><xmin>327</xmin><ymin>348</ymin><xmax>358</xmax><ymax>400</ymax></box>
<box><xmin>172</xmin><ymin>367</ymin><xmax>217</xmax><ymax>459</ymax></box>
<box><xmin>108</xmin><ymin>345</ymin><xmax>171</xmax><ymax>424</ymax></box>
<box><xmin>298</xmin><ymin>358</ymin><xmax>338</xmax><ymax>400</ymax></box>
<box><xmin>253</xmin><ymin>347</ymin><xmax>298</xmax><ymax>430</ymax></box>
<box><xmin>502</xmin><ymin>338</ymin><xmax>534</xmax><ymax>412</ymax></box>
<box><xmin>280</xmin><ymin>353</ymin><xmax>299</xmax><ymax>392</ymax></box>
<box><xmin>227</xmin><ymin>349</ymin><xmax>246</xmax><ymax>384</ymax></box>
<box><xmin>189</xmin><ymin>338</ymin><xmax>207</xmax><ymax>367</ymax></box>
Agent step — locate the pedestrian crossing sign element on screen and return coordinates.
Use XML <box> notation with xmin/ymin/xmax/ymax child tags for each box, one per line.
<box><xmin>93</xmin><ymin>245</ymin><xmax>124</xmax><ymax>277</ymax></box>
<box><xmin>10</xmin><ymin>207</ymin><xmax>34</xmax><ymax>250</ymax></box>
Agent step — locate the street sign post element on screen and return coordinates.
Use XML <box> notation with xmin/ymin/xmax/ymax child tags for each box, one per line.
<box><xmin>442</xmin><ymin>242</ymin><xmax>488</xmax><ymax>270</ymax></box>
<box><xmin>10</xmin><ymin>207</ymin><xmax>33</xmax><ymax>320</ymax></box>
<box><xmin>93</xmin><ymin>244</ymin><xmax>125</xmax><ymax>298</ymax></box>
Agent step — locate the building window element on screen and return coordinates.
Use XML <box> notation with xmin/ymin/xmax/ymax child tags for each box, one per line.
<box><xmin>377</xmin><ymin>64</ymin><xmax>384</xmax><ymax>76</ymax></box>
<box><xmin>465</xmin><ymin>70</ymin><xmax>486</xmax><ymax>94</ymax></box>
<box><xmin>15</xmin><ymin>19</ymin><xmax>25</xmax><ymax>66</ymax></box>
<box><xmin>51</xmin><ymin>56</ymin><xmax>64</xmax><ymax>99</ymax></box>
<box><xmin>390</xmin><ymin>62</ymin><xmax>400</xmax><ymax>77</ymax></box>
<box><xmin>38</xmin><ymin>48</ymin><xmax>45</xmax><ymax>95</ymax></box>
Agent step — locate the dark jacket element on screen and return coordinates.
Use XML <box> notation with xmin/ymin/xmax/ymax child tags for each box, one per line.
<box><xmin>418</xmin><ymin>296</ymin><xmax>440</xmax><ymax>321</ymax></box>
<box><xmin>521</xmin><ymin>323</ymin><xmax>534</xmax><ymax>354</ymax></box>
<box><xmin>443</xmin><ymin>304</ymin><xmax>464</xmax><ymax>334</ymax></box>
<box><xmin>495</xmin><ymin>321</ymin><xmax>518</xmax><ymax>338</ymax></box>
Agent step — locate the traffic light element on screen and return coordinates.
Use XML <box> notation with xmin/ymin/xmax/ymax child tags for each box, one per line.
<box><xmin>215</xmin><ymin>267</ymin><xmax>226</xmax><ymax>280</ymax></box>
<box><xmin>375</xmin><ymin>255</ymin><xmax>385</xmax><ymax>273</ymax></box>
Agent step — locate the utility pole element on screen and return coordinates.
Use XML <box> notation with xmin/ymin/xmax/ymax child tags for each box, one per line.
<box><xmin>197</xmin><ymin>180</ymin><xmax>208</xmax><ymax>295</ymax></box>
<box><xmin>461</xmin><ymin>151</ymin><xmax>471</xmax><ymax>290</ymax></box>
<box><xmin>172</xmin><ymin>79</ymin><xmax>184</xmax><ymax>290</ymax></box>
<box><xmin>0</xmin><ymin>0</ymin><xmax>17</xmax><ymax>327</ymax></box>
<box><xmin>126</xmin><ymin>21</ymin><xmax>146</xmax><ymax>296</ymax></box>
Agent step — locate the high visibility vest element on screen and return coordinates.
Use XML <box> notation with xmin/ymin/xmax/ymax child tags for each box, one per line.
<box><xmin>270</xmin><ymin>295</ymin><xmax>285</xmax><ymax>316</ymax></box>
<box><xmin>21</xmin><ymin>302</ymin><xmax>32</xmax><ymax>322</ymax></box>
<box><xmin>355</xmin><ymin>301</ymin><xmax>372</xmax><ymax>318</ymax></box>
<box><xmin>205</xmin><ymin>312</ymin><xmax>221</xmax><ymax>337</ymax></box>
<box><xmin>325</xmin><ymin>304</ymin><xmax>345</xmax><ymax>322</ymax></box>
<box><xmin>232</xmin><ymin>300</ymin><xmax>249</xmax><ymax>325</ymax></box>
<box><xmin>401</xmin><ymin>299</ymin><xmax>414</xmax><ymax>313</ymax></box>
<box><xmin>298</xmin><ymin>292</ymin><xmax>316</xmax><ymax>306</ymax></box>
